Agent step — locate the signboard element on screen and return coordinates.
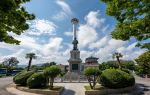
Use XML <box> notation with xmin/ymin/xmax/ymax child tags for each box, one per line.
<box><xmin>72</xmin><ymin>64</ymin><xmax>78</xmax><ymax>70</ymax></box>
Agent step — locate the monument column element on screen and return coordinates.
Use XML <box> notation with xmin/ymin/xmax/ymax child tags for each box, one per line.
<box><xmin>68</xmin><ymin>18</ymin><xmax>82</xmax><ymax>73</ymax></box>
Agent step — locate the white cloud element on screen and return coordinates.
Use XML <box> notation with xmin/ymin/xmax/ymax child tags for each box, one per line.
<box><xmin>53</xmin><ymin>0</ymin><xmax>73</xmax><ymax>20</ymax></box>
<box><xmin>27</xmin><ymin>19</ymin><xmax>57</xmax><ymax>36</ymax></box>
<box><xmin>42</xmin><ymin>37</ymin><xmax>63</xmax><ymax>56</ymax></box>
<box><xmin>78</xmin><ymin>25</ymin><xmax>98</xmax><ymax>48</ymax></box>
<box><xmin>89</xmin><ymin>36</ymin><xmax>109</xmax><ymax>49</ymax></box>
<box><xmin>77</xmin><ymin>11</ymin><xmax>106</xmax><ymax>48</ymax></box>
<box><xmin>85</xmin><ymin>11</ymin><xmax>105</xmax><ymax>28</ymax></box>
<box><xmin>64</xmin><ymin>31</ymin><xmax>73</xmax><ymax>36</ymax></box>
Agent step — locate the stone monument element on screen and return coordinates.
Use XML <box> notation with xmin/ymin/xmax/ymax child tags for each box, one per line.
<box><xmin>68</xmin><ymin>18</ymin><xmax>82</xmax><ymax>73</ymax></box>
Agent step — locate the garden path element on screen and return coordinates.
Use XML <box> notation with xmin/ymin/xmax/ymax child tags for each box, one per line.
<box><xmin>55</xmin><ymin>83</ymin><xmax>88</xmax><ymax>95</ymax></box>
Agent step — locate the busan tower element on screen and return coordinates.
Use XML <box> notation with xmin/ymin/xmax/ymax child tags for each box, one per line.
<box><xmin>68</xmin><ymin>18</ymin><xmax>82</xmax><ymax>73</ymax></box>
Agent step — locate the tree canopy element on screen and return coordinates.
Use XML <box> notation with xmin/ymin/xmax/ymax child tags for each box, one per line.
<box><xmin>135</xmin><ymin>50</ymin><xmax>150</xmax><ymax>76</ymax></box>
<box><xmin>2</xmin><ymin>57</ymin><xmax>19</xmax><ymax>67</ymax></box>
<box><xmin>101</xmin><ymin>0</ymin><xmax>150</xmax><ymax>49</ymax></box>
<box><xmin>0</xmin><ymin>0</ymin><xmax>35</xmax><ymax>44</ymax></box>
<box><xmin>99</xmin><ymin>60</ymin><xmax>135</xmax><ymax>71</ymax></box>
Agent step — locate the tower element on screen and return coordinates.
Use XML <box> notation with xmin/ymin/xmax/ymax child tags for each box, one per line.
<box><xmin>68</xmin><ymin>18</ymin><xmax>82</xmax><ymax>73</ymax></box>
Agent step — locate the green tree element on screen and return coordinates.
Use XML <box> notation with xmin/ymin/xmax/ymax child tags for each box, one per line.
<box><xmin>84</xmin><ymin>68</ymin><xmax>101</xmax><ymax>89</ymax></box>
<box><xmin>135</xmin><ymin>50</ymin><xmax>150</xmax><ymax>78</ymax></box>
<box><xmin>26</xmin><ymin>53</ymin><xmax>37</xmax><ymax>71</ymax></box>
<box><xmin>101</xmin><ymin>0</ymin><xmax>150</xmax><ymax>49</ymax></box>
<box><xmin>121</xmin><ymin>60</ymin><xmax>135</xmax><ymax>70</ymax></box>
<box><xmin>42</xmin><ymin>62</ymin><xmax>56</xmax><ymax>68</ymax></box>
<box><xmin>99</xmin><ymin>61</ymin><xmax>119</xmax><ymax>71</ymax></box>
<box><xmin>43</xmin><ymin>66</ymin><xmax>61</xmax><ymax>89</ymax></box>
<box><xmin>0</xmin><ymin>0</ymin><xmax>35</xmax><ymax>44</ymax></box>
<box><xmin>112</xmin><ymin>52</ymin><xmax>123</xmax><ymax>69</ymax></box>
<box><xmin>2</xmin><ymin>57</ymin><xmax>19</xmax><ymax>74</ymax></box>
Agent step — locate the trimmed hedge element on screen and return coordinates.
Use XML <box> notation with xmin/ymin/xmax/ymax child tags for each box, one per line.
<box><xmin>13</xmin><ymin>71</ymin><xmax>34</xmax><ymax>86</ymax></box>
<box><xmin>100</xmin><ymin>69</ymin><xmax>135</xmax><ymax>89</ymax></box>
<box><xmin>27</xmin><ymin>72</ymin><xmax>47</xmax><ymax>88</ymax></box>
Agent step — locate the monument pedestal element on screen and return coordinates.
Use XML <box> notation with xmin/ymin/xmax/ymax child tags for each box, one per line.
<box><xmin>68</xmin><ymin>50</ymin><xmax>82</xmax><ymax>73</ymax></box>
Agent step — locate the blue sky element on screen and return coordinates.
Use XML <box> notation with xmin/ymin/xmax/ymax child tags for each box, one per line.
<box><xmin>0</xmin><ymin>0</ymin><xmax>146</xmax><ymax>65</ymax></box>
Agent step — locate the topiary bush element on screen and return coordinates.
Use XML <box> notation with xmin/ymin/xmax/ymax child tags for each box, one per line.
<box><xmin>100</xmin><ymin>69</ymin><xmax>135</xmax><ymax>89</ymax></box>
<box><xmin>13</xmin><ymin>71</ymin><xmax>34</xmax><ymax>86</ymax></box>
<box><xmin>84</xmin><ymin>67</ymin><xmax>101</xmax><ymax>89</ymax></box>
<box><xmin>44</xmin><ymin>66</ymin><xmax>61</xmax><ymax>89</ymax></box>
<box><xmin>27</xmin><ymin>72</ymin><xmax>47</xmax><ymax>88</ymax></box>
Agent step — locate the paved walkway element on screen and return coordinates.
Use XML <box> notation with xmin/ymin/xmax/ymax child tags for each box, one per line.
<box><xmin>0</xmin><ymin>77</ymin><xmax>14</xmax><ymax>95</ymax></box>
<box><xmin>135</xmin><ymin>76</ymin><xmax>150</xmax><ymax>95</ymax></box>
<box><xmin>55</xmin><ymin>83</ymin><xmax>88</xmax><ymax>95</ymax></box>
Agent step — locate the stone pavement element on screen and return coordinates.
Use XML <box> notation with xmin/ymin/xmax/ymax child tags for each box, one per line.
<box><xmin>55</xmin><ymin>83</ymin><xmax>88</xmax><ymax>95</ymax></box>
<box><xmin>6</xmin><ymin>85</ymin><xmax>42</xmax><ymax>95</ymax></box>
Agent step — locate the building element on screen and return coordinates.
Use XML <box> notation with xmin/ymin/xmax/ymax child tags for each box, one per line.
<box><xmin>84</xmin><ymin>56</ymin><xmax>99</xmax><ymax>69</ymax></box>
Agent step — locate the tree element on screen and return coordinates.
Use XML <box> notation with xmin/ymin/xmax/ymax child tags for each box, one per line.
<box><xmin>121</xmin><ymin>60</ymin><xmax>135</xmax><ymax>70</ymax></box>
<box><xmin>26</xmin><ymin>53</ymin><xmax>37</xmax><ymax>71</ymax></box>
<box><xmin>84</xmin><ymin>68</ymin><xmax>101</xmax><ymax>89</ymax></box>
<box><xmin>135</xmin><ymin>50</ymin><xmax>150</xmax><ymax>78</ymax></box>
<box><xmin>0</xmin><ymin>0</ymin><xmax>35</xmax><ymax>44</ymax></box>
<box><xmin>101</xmin><ymin>0</ymin><xmax>150</xmax><ymax>49</ymax></box>
<box><xmin>2</xmin><ymin>57</ymin><xmax>19</xmax><ymax>74</ymax></box>
<box><xmin>99</xmin><ymin>61</ymin><xmax>119</xmax><ymax>71</ymax></box>
<box><xmin>43</xmin><ymin>66</ymin><xmax>61</xmax><ymax>89</ymax></box>
<box><xmin>42</xmin><ymin>62</ymin><xmax>56</xmax><ymax>68</ymax></box>
<box><xmin>112</xmin><ymin>52</ymin><xmax>123</xmax><ymax>69</ymax></box>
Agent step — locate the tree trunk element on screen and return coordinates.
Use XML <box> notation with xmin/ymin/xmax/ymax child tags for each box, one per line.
<box><xmin>117</xmin><ymin>57</ymin><xmax>121</xmax><ymax>69</ymax></box>
<box><xmin>27</xmin><ymin>58</ymin><xmax>32</xmax><ymax>71</ymax></box>
<box><xmin>88</xmin><ymin>77</ymin><xmax>93</xmax><ymax>89</ymax></box>
<box><xmin>93</xmin><ymin>76</ymin><xmax>96</xmax><ymax>89</ymax></box>
<box><xmin>50</xmin><ymin>78</ymin><xmax>54</xmax><ymax>89</ymax></box>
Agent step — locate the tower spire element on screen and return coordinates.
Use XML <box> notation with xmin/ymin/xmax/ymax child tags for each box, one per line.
<box><xmin>71</xmin><ymin>18</ymin><xmax>79</xmax><ymax>50</ymax></box>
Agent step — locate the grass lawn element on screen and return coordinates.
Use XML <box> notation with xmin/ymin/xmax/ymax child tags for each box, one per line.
<box><xmin>84</xmin><ymin>85</ymin><xmax>105</xmax><ymax>90</ymax></box>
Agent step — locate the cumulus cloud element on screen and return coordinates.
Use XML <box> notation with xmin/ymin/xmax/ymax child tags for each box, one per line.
<box><xmin>53</xmin><ymin>0</ymin><xmax>73</xmax><ymax>20</ymax></box>
<box><xmin>77</xmin><ymin>11</ymin><xmax>104</xmax><ymax>48</ymax></box>
<box><xmin>85</xmin><ymin>11</ymin><xmax>105</xmax><ymax>28</ymax></box>
<box><xmin>42</xmin><ymin>37</ymin><xmax>63</xmax><ymax>56</ymax></box>
<box><xmin>27</xmin><ymin>19</ymin><xmax>57</xmax><ymax>36</ymax></box>
<box><xmin>78</xmin><ymin>25</ymin><xmax>98</xmax><ymax>48</ymax></box>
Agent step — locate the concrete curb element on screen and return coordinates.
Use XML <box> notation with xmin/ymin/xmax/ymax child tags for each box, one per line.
<box><xmin>6</xmin><ymin>84</ymin><xmax>64</xmax><ymax>95</ymax></box>
<box><xmin>85</xmin><ymin>84</ymin><xmax>143</xmax><ymax>95</ymax></box>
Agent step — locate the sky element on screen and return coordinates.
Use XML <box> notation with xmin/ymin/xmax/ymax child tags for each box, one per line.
<box><xmin>0</xmin><ymin>0</ymin><xmax>146</xmax><ymax>65</ymax></box>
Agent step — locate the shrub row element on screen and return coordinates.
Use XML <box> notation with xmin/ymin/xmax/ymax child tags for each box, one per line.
<box><xmin>13</xmin><ymin>71</ymin><xmax>47</xmax><ymax>88</ymax></box>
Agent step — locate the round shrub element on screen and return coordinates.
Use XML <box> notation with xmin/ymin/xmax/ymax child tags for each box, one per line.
<box><xmin>13</xmin><ymin>71</ymin><xmax>34</xmax><ymax>86</ymax></box>
<box><xmin>100</xmin><ymin>69</ymin><xmax>135</xmax><ymax>89</ymax></box>
<box><xmin>27</xmin><ymin>72</ymin><xmax>47</xmax><ymax>88</ymax></box>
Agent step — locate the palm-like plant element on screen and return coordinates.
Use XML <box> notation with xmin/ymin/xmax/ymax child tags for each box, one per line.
<box><xmin>112</xmin><ymin>52</ymin><xmax>123</xmax><ymax>69</ymax></box>
<box><xmin>26</xmin><ymin>53</ymin><xmax>37</xmax><ymax>71</ymax></box>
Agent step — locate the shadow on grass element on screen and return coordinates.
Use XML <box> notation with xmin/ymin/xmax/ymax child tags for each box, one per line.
<box><xmin>61</xmin><ymin>88</ymin><xmax>75</xmax><ymax>95</ymax></box>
